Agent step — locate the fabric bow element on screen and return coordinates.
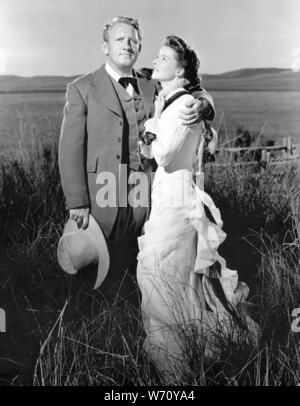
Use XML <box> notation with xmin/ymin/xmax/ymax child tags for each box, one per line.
<box><xmin>118</xmin><ymin>77</ymin><xmax>139</xmax><ymax>93</ymax></box>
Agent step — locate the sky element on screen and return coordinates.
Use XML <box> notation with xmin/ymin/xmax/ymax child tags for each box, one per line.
<box><xmin>0</xmin><ymin>0</ymin><xmax>299</xmax><ymax>76</ymax></box>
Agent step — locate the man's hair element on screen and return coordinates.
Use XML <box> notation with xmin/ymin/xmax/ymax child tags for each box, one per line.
<box><xmin>102</xmin><ymin>16</ymin><xmax>143</xmax><ymax>48</ymax></box>
<box><xmin>164</xmin><ymin>35</ymin><xmax>200</xmax><ymax>88</ymax></box>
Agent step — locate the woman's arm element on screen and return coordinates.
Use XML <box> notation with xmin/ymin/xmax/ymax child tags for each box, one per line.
<box><xmin>144</xmin><ymin>118</ymin><xmax>190</xmax><ymax>166</ymax></box>
<box><xmin>144</xmin><ymin>95</ymin><xmax>194</xmax><ymax>166</ymax></box>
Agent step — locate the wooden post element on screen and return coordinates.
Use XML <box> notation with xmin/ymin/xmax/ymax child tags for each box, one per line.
<box><xmin>282</xmin><ymin>137</ymin><xmax>287</xmax><ymax>158</ymax></box>
<box><xmin>287</xmin><ymin>136</ymin><xmax>292</xmax><ymax>157</ymax></box>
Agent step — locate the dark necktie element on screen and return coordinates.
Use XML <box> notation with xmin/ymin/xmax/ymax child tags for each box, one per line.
<box><xmin>118</xmin><ymin>77</ymin><xmax>139</xmax><ymax>94</ymax></box>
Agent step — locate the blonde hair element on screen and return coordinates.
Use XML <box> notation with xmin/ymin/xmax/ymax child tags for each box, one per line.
<box><xmin>102</xmin><ymin>16</ymin><xmax>143</xmax><ymax>50</ymax></box>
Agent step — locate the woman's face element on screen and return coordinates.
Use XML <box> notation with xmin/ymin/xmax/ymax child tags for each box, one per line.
<box><xmin>152</xmin><ymin>45</ymin><xmax>182</xmax><ymax>81</ymax></box>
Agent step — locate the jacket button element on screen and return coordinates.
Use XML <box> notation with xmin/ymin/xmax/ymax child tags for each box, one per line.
<box><xmin>116</xmin><ymin>154</ymin><xmax>120</xmax><ymax>160</ymax></box>
<box><xmin>117</xmin><ymin>137</ymin><xmax>121</xmax><ymax>143</ymax></box>
<box><xmin>119</xmin><ymin>121</ymin><xmax>123</xmax><ymax>126</ymax></box>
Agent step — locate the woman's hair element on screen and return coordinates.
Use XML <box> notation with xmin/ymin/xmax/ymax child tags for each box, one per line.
<box><xmin>164</xmin><ymin>35</ymin><xmax>201</xmax><ymax>88</ymax></box>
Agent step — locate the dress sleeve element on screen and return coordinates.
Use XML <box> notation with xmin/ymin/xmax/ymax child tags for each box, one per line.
<box><xmin>143</xmin><ymin>100</ymin><xmax>192</xmax><ymax>166</ymax></box>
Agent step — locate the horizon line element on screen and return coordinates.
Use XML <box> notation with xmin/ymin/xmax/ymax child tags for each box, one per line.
<box><xmin>0</xmin><ymin>66</ymin><xmax>293</xmax><ymax>79</ymax></box>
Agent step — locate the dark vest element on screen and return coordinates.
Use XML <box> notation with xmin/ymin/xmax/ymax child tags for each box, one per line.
<box><xmin>111</xmin><ymin>80</ymin><xmax>149</xmax><ymax>171</ymax></box>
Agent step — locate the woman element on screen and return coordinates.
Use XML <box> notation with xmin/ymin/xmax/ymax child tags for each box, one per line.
<box><xmin>137</xmin><ymin>35</ymin><xmax>258</xmax><ymax>376</ymax></box>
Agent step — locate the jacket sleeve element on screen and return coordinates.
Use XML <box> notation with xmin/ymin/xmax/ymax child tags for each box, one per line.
<box><xmin>58</xmin><ymin>82</ymin><xmax>90</xmax><ymax>209</ymax></box>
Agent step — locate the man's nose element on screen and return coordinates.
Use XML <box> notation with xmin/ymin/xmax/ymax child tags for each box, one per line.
<box><xmin>123</xmin><ymin>38</ymin><xmax>132</xmax><ymax>50</ymax></box>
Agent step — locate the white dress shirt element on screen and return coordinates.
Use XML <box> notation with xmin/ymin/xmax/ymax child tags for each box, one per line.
<box><xmin>105</xmin><ymin>62</ymin><xmax>134</xmax><ymax>97</ymax></box>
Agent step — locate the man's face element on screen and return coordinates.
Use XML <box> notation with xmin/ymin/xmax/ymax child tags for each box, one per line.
<box><xmin>102</xmin><ymin>23</ymin><xmax>141</xmax><ymax>73</ymax></box>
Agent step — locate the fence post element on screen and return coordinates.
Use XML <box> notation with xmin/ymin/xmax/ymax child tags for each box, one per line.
<box><xmin>261</xmin><ymin>150</ymin><xmax>271</xmax><ymax>164</ymax></box>
<box><xmin>283</xmin><ymin>137</ymin><xmax>287</xmax><ymax>158</ymax></box>
<box><xmin>287</xmin><ymin>136</ymin><xmax>292</xmax><ymax>157</ymax></box>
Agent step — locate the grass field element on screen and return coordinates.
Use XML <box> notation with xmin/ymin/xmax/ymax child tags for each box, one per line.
<box><xmin>0</xmin><ymin>86</ymin><xmax>300</xmax><ymax>386</ymax></box>
<box><xmin>1</xmin><ymin>90</ymin><xmax>299</xmax><ymax>152</ymax></box>
<box><xmin>212</xmin><ymin>90</ymin><xmax>300</xmax><ymax>144</ymax></box>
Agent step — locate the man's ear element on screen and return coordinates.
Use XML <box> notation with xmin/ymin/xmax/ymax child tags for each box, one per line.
<box><xmin>102</xmin><ymin>41</ymin><xmax>109</xmax><ymax>55</ymax></box>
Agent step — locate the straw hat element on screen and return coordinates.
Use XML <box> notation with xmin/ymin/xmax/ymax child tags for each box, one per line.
<box><xmin>57</xmin><ymin>214</ymin><xmax>110</xmax><ymax>290</ymax></box>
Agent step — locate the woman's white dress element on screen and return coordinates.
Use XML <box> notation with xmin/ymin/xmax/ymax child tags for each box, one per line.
<box><xmin>137</xmin><ymin>88</ymin><xmax>258</xmax><ymax>375</ymax></box>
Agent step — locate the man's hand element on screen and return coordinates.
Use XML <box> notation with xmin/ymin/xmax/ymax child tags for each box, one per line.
<box><xmin>70</xmin><ymin>207</ymin><xmax>90</xmax><ymax>230</ymax></box>
<box><xmin>179</xmin><ymin>98</ymin><xmax>210</xmax><ymax>126</ymax></box>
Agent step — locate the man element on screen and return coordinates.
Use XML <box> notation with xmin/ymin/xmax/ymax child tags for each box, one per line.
<box><xmin>58</xmin><ymin>16</ymin><xmax>215</xmax><ymax>302</ymax></box>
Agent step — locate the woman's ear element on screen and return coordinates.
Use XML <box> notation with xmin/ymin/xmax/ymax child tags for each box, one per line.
<box><xmin>102</xmin><ymin>41</ymin><xmax>109</xmax><ymax>55</ymax></box>
<box><xmin>176</xmin><ymin>66</ymin><xmax>185</xmax><ymax>78</ymax></box>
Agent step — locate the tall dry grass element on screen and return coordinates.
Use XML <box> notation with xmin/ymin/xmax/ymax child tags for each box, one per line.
<box><xmin>0</xmin><ymin>117</ymin><xmax>300</xmax><ymax>385</ymax></box>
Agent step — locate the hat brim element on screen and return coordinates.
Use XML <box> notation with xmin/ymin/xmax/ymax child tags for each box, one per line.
<box><xmin>58</xmin><ymin>214</ymin><xmax>110</xmax><ymax>290</ymax></box>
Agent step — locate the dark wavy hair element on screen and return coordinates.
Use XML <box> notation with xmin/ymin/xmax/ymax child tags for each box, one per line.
<box><xmin>164</xmin><ymin>35</ymin><xmax>201</xmax><ymax>89</ymax></box>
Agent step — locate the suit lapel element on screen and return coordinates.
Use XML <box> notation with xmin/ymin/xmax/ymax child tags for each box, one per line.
<box><xmin>136</xmin><ymin>76</ymin><xmax>156</xmax><ymax>118</ymax></box>
<box><xmin>91</xmin><ymin>65</ymin><xmax>156</xmax><ymax>118</ymax></box>
<box><xmin>91</xmin><ymin>66</ymin><xmax>123</xmax><ymax>117</ymax></box>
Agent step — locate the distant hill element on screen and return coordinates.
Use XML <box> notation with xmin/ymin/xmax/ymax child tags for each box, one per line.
<box><xmin>201</xmin><ymin>68</ymin><xmax>300</xmax><ymax>91</ymax></box>
<box><xmin>207</xmin><ymin>67</ymin><xmax>289</xmax><ymax>79</ymax></box>
<box><xmin>0</xmin><ymin>75</ymin><xmax>79</xmax><ymax>93</ymax></box>
<box><xmin>0</xmin><ymin>68</ymin><xmax>299</xmax><ymax>92</ymax></box>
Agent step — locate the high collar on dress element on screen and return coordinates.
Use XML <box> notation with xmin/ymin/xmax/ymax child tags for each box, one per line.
<box><xmin>164</xmin><ymin>87</ymin><xmax>186</xmax><ymax>101</ymax></box>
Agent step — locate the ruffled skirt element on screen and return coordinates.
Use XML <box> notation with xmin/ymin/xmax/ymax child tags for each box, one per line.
<box><xmin>137</xmin><ymin>169</ymin><xmax>259</xmax><ymax>375</ymax></box>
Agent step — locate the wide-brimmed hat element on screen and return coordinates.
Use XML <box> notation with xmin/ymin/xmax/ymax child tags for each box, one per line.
<box><xmin>57</xmin><ymin>214</ymin><xmax>110</xmax><ymax>290</ymax></box>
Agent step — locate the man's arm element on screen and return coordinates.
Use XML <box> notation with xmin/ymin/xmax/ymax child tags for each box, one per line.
<box><xmin>191</xmin><ymin>88</ymin><xmax>215</xmax><ymax>121</ymax></box>
<box><xmin>178</xmin><ymin>84</ymin><xmax>215</xmax><ymax>125</ymax></box>
<box><xmin>59</xmin><ymin>82</ymin><xmax>90</xmax><ymax>228</ymax></box>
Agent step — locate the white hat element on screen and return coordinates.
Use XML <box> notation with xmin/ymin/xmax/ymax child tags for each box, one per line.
<box><xmin>57</xmin><ymin>214</ymin><xmax>110</xmax><ymax>290</ymax></box>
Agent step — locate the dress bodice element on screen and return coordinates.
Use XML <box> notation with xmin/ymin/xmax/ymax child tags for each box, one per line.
<box><xmin>140</xmin><ymin>89</ymin><xmax>206</xmax><ymax>208</ymax></box>
<box><xmin>142</xmin><ymin>89</ymin><xmax>206</xmax><ymax>171</ymax></box>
